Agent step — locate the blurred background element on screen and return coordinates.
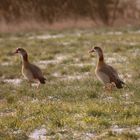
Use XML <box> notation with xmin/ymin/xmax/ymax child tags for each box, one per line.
<box><xmin>0</xmin><ymin>0</ymin><xmax>140</xmax><ymax>32</ymax></box>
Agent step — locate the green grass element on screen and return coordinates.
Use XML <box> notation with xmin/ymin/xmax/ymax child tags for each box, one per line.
<box><xmin>0</xmin><ymin>27</ymin><xmax>140</xmax><ymax>139</ymax></box>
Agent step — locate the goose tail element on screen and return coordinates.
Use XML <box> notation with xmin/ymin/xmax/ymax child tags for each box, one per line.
<box><xmin>39</xmin><ymin>77</ymin><xmax>46</xmax><ymax>84</ymax></box>
<box><xmin>116</xmin><ymin>79</ymin><xmax>125</xmax><ymax>89</ymax></box>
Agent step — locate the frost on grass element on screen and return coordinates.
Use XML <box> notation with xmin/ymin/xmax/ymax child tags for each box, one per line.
<box><xmin>129</xmin><ymin>48</ymin><xmax>140</xmax><ymax>57</ymax></box>
<box><xmin>1</xmin><ymin>28</ymin><xmax>140</xmax><ymax>140</ymax></box>
<box><xmin>105</xmin><ymin>31</ymin><xmax>123</xmax><ymax>35</ymax></box>
<box><xmin>52</xmin><ymin>72</ymin><xmax>90</xmax><ymax>81</ymax></box>
<box><xmin>28</xmin><ymin>34</ymin><xmax>64</xmax><ymax>40</ymax></box>
<box><xmin>62</xmin><ymin>72</ymin><xmax>89</xmax><ymax>81</ymax></box>
<box><xmin>73</xmin><ymin>131</ymin><xmax>95</xmax><ymax>140</ymax></box>
<box><xmin>106</xmin><ymin>53</ymin><xmax>127</xmax><ymax>64</ymax></box>
<box><xmin>3</xmin><ymin>78</ymin><xmax>22</xmax><ymax>86</ymax></box>
<box><xmin>103</xmin><ymin>96</ymin><xmax>114</xmax><ymax>102</ymax></box>
<box><xmin>69</xmin><ymin>63</ymin><xmax>93</xmax><ymax>67</ymax></box>
<box><xmin>111</xmin><ymin>125</ymin><xmax>140</xmax><ymax>135</ymax></box>
<box><xmin>1</xmin><ymin>62</ymin><xmax>13</xmax><ymax>66</ymax></box>
<box><xmin>0</xmin><ymin>112</ymin><xmax>16</xmax><ymax>117</ymax></box>
<box><xmin>36</xmin><ymin>55</ymin><xmax>68</xmax><ymax>69</ymax></box>
<box><xmin>48</xmin><ymin>96</ymin><xmax>60</xmax><ymax>101</ymax></box>
<box><xmin>29</xmin><ymin>127</ymin><xmax>47</xmax><ymax>140</ymax></box>
<box><xmin>111</xmin><ymin>125</ymin><xmax>124</xmax><ymax>134</ymax></box>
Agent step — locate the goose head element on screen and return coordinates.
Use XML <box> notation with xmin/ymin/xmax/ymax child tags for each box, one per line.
<box><xmin>15</xmin><ymin>48</ymin><xmax>27</xmax><ymax>55</ymax></box>
<box><xmin>14</xmin><ymin>48</ymin><xmax>28</xmax><ymax>61</ymax></box>
<box><xmin>89</xmin><ymin>46</ymin><xmax>104</xmax><ymax>62</ymax></box>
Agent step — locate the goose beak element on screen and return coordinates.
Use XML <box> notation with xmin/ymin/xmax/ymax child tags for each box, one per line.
<box><xmin>13</xmin><ymin>49</ymin><xmax>18</xmax><ymax>55</ymax></box>
<box><xmin>89</xmin><ymin>49</ymin><xmax>95</xmax><ymax>53</ymax></box>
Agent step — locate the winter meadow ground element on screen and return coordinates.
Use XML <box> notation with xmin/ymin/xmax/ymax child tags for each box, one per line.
<box><xmin>0</xmin><ymin>27</ymin><xmax>140</xmax><ymax>140</ymax></box>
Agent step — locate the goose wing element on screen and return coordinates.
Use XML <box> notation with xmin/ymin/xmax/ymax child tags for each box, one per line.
<box><xmin>99</xmin><ymin>64</ymin><xmax>124</xmax><ymax>88</ymax></box>
<box><xmin>29</xmin><ymin>63</ymin><xmax>46</xmax><ymax>83</ymax></box>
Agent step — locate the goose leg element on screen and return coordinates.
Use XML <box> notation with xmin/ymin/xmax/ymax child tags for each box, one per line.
<box><xmin>37</xmin><ymin>83</ymin><xmax>40</xmax><ymax>89</ymax></box>
<box><xmin>28</xmin><ymin>80</ymin><xmax>32</xmax><ymax>87</ymax></box>
<box><xmin>104</xmin><ymin>82</ymin><xmax>116</xmax><ymax>92</ymax></box>
<box><xmin>36</xmin><ymin>81</ymin><xmax>40</xmax><ymax>89</ymax></box>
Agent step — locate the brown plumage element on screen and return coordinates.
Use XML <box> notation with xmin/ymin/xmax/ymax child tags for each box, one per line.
<box><xmin>14</xmin><ymin>48</ymin><xmax>46</xmax><ymax>87</ymax></box>
<box><xmin>89</xmin><ymin>46</ymin><xmax>124</xmax><ymax>89</ymax></box>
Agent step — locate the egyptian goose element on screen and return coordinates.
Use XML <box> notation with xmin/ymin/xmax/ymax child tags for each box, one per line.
<box><xmin>89</xmin><ymin>46</ymin><xmax>124</xmax><ymax>89</ymax></box>
<box><xmin>14</xmin><ymin>48</ymin><xmax>46</xmax><ymax>87</ymax></box>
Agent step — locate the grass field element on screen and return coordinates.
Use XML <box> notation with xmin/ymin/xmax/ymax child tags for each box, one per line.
<box><xmin>0</xmin><ymin>27</ymin><xmax>140</xmax><ymax>140</ymax></box>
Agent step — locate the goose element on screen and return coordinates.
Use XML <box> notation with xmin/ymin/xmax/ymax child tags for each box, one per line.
<box><xmin>14</xmin><ymin>48</ymin><xmax>46</xmax><ymax>87</ymax></box>
<box><xmin>89</xmin><ymin>46</ymin><xmax>124</xmax><ymax>89</ymax></box>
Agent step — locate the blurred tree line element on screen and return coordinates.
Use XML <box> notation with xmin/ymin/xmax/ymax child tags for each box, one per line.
<box><xmin>0</xmin><ymin>0</ymin><xmax>139</xmax><ymax>25</ymax></box>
